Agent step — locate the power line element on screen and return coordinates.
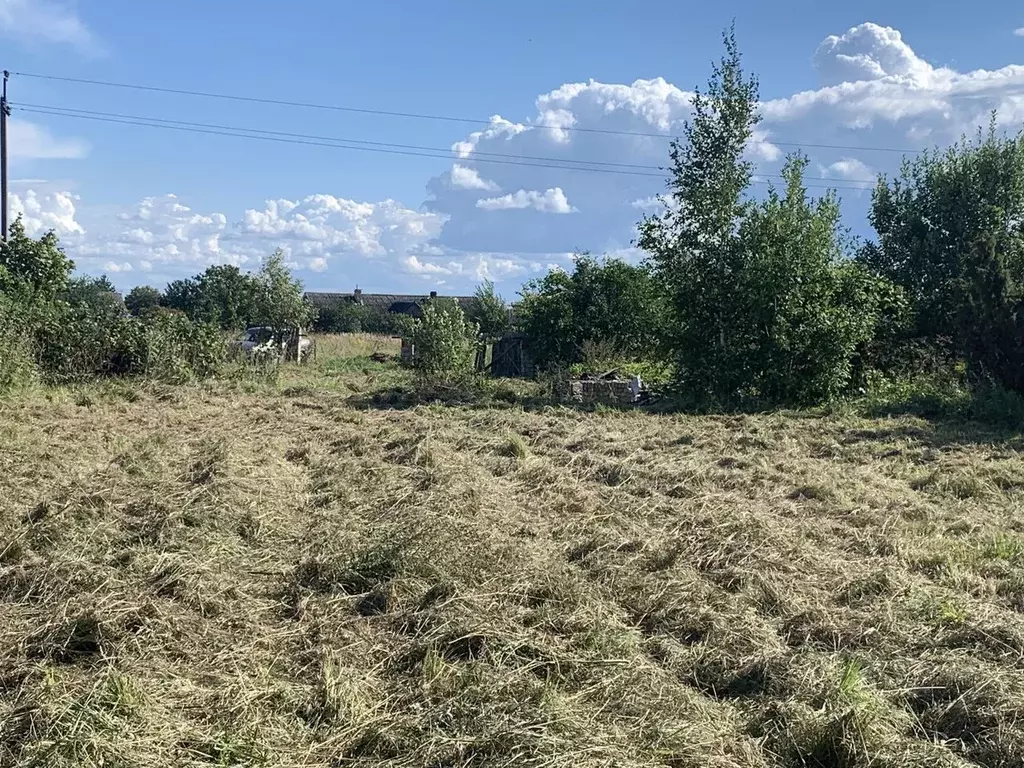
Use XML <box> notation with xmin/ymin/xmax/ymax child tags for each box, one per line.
<box><xmin>14</xmin><ymin>103</ymin><xmax>877</xmax><ymax>191</ymax></box>
<box><xmin>15</xmin><ymin>102</ymin><xmax>672</xmax><ymax>172</ymax></box>
<box><xmin>15</xmin><ymin>106</ymin><xmax>666</xmax><ymax>179</ymax></box>
<box><xmin>12</xmin><ymin>70</ymin><xmax>925</xmax><ymax>155</ymax></box>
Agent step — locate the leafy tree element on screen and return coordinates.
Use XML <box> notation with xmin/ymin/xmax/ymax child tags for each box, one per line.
<box><xmin>637</xmin><ymin>26</ymin><xmax>760</xmax><ymax>395</ymax></box>
<box><xmin>125</xmin><ymin>285</ymin><xmax>164</xmax><ymax>317</ymax></box>
<box><xmin>163</xmin><ymin>278</ymin><xmax>201</xmax><ymax>316</ymax></box>
<box><xmin>952</xmin><ymin>235</ymin><xmax>1024</xmax><ymax>392</ymax></box>
<box><xmin>193</xmin><ymin>264</ymin><xmax>258</xmax><ymax>330</ymax></box>
<box><xmin>252</xmin><ymin>249</ymin><xmax>316</xmax><ymax>333</ymax></box>
<box><xmin>518</xmin><ymin>254</ymin><xmax>667</xmax><ymax>370</ymax></box>
<box><xmin>0</xmin><ymin>217</ymin><xmax>74</xmax><ymax>301</ymax></box>
<box><xmin>638</xmin><ymin>30</ymin><xmax>897</xmax><ymax>405</ymax></box>
<box><xmin>161</xmin><ymin>266</ymin><xmax>258</xmax><ymax>329</ymax></box>
<box><xmin>860</xmin><ymin>123</ymin><xmax>1024</xmax><ymax>392</ymax></box>
<box><xmin>860</xmin><ymin>122</ymin><xmax>1024</xmax><ymax>341</ymax></box>
<box><xmin>467</xmin><ymin>280</ymin><xmax>510</xmax><ymax>340</ymax></box>
<box><xmin>734</xmin><ymin>156</ymin><xmax>904</xmax><ymax>403</ymax></box>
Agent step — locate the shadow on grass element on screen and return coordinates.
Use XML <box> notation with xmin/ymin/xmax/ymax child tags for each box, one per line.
<box><xmin>345</xmin><ymin>376</ymin><xmax>1024</xmax><ymax>452</ymax></box>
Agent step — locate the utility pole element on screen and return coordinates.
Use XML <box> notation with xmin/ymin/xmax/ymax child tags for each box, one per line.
<box><xmin>1</xmin><ymin>70</ymin><xmax>9</xmax><ymax>242</ymax></box>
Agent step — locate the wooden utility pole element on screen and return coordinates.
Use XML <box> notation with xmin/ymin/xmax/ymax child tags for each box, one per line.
<box><xmin>1</xmin><ymin>70</ymin><xmax>9</xmax><ymax>242</ymax></box>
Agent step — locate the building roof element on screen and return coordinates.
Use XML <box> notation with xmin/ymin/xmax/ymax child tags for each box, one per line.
<box><xmin>305</xmin><ymin>291</ymin><xmax>475</xmax><ymax>313</ymax></box>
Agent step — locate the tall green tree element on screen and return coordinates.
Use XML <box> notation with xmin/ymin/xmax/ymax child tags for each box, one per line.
<box><xmin>161</xmin><ymin>266</ymin><xmax>258</xmax><ymax>329</ymax></box>
<box><xmin>638</xmin><ymin>29</ymin><xmax>897</xmax><ymax>405</ymax></box>
<box><xmin>163</xmin><ymin>278</ymin><xmax>201</xmax><ymax>316</ymax></box>
<box><xmin>859</xmin><ymin>122</ymin><xmax>1024</xmax><ymax>392</ymax></box>
<box><xmin>194</xmin><ymin>264</ymin><xmax>259</xmax><ymax>330</ymax></box>
<box><xmin>252</xmin><ymin>249</ymin><xmax>316</xmax><ymax>332</ymax></box>
<box><xmin>637</xmin><ymin>26</ymin><xmax>760</xmax><ymax>394</ymax></box>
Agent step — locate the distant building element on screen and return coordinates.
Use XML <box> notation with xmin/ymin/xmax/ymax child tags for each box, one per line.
<box><xmin>304</xmin><ymin>288</ymin><xmax>475</xmax><ymax>319</ymax></box>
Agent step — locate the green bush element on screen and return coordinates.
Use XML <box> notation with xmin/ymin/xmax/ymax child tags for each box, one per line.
<box><xmin>410</xmin><ymin>300</ymin><xmax>479</xmax><ymax>379</ymax></box>
<box><xmin>861</xmin><ymin>124</ymin><xmax>1024</xmax><ymax>394</ymax></box>
<box><xmin>142</xmin><ymin>313</ymin><xmax>225</xmax><ymax>383</ymax></box>
<box><xmin>32</xmin><ymin>301</ymin><xmax>145</xmax><ymax>383</ymax></box>
<box><xmin>518</xmin><ymin>254</ymin><xmax>667</xmax><ymax>370</ymax></box>
<box><xmin>15</xmin><ymin>301</ymin><xmax>222</xmax><ymax>385</ymax></box>
<box><xmin>0</xmin><ymin>298</ymin><xmax>37</xmax><ymax>392</ymax></box>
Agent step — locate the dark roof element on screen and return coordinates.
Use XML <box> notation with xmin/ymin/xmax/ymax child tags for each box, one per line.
<box><xmin>305</xmin><ymin>291</ymin><xmax>475</xmax><ymax>313</ymax></box>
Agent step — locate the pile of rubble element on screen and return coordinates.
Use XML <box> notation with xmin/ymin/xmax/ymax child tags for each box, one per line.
<box><xmin>563</xmin><ymin>370</ymin><xmax>651</xmax><ymax>406</ymax></box>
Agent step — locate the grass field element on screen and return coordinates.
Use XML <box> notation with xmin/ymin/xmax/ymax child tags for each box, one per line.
<box><xmin>2</xmin><ymin>335</ymin><xmax>1024</xmax><ymax>767</ymax></box>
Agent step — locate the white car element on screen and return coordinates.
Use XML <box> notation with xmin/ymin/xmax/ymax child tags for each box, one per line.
<box><xmin>235</xmin><ymin>326</ymin><xmax>315</xmax><ymax>363</ymax></box>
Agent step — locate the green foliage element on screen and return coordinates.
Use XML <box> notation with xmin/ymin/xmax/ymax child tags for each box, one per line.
<box><xmin>638</xmin><ymin>32</ymin><xmax>897</xmax><ymax>406</ymax></box>
<box><xmin>467</xmin><ymin>280</ymin><xmax>510</xmax><ymax>340</ymax></box>
<box><xmin>0</xmin><ymin>295</ymin><xmax>37</xmax><ymax>392</ymax></box>
<box><xmin>860</xmin><ymin>123</ymin><xmax>1024</xmax><ymax>394</ymax></box>
<box><xmin>64</xmin><ymin>275</ymin><xmax>126</xmax><ymax>321</ymax></box>
<box><xmin>861</xmin><ymin>122</ymin><xmax>1024</xmax><ymax>338</ymax></box>
<box><xmin>518</xmin><ymin>254</ymin><xmax>667</xmax><ymax>370</ymax></box>
<box><xmin>409</xmin><ymin>300</ymin><xmax>479</xmax><ymax>378</ymax></box>
<box><xmin>952</xmin><ymin>236</ymin><xmax>1024</xmax><ymax>392</ymax></box>
<box><xmin>162</xmin><ymin>277</ymin><xmax>201</xmax><ymax>316</ymax></box>
<box><xmin>124</xmin><ymin>285</ymin><xmax>164</xmax><ymax>317</ymax></box>
<box><xmin>252</xmin><ymin>250</ymin><xmax>317</xmax><ymax>332</ymax></box>
<box><xmin>161</xmin><ymin>265</ymin><xmax>258</xmax><ymax>329</ymax></box>
<box><xmin>159</xmin><ymin>252</ymin><xmax>315</xmax><ymax>337</ymax></box>
<box><xmin>0</xmin><ymin>226</ymin><xmax>224</xmax><ymax>388</ymax></box>
<box><xmin>855</xmin><ymin>367</ymin><xmax>1024</xmax><ymax>428</ymax></box>
<box><xmin>142</xmin><ymin>313</ymin><xmax>225</xmax><ymax>383</ymax></box>
<box><xmin>32</xmin><ymin>301</ymin><xmax>145</xmax><ymax>383</ymax></box>
<box><xmin>732</xmin><ymin>157</ymin><xmax>902</xmax><ymax>404</ymax></box>
<box><xmin>0</xmin><ymin>217</ymin><xmax>74</xmax><ymax>301</ymax></box>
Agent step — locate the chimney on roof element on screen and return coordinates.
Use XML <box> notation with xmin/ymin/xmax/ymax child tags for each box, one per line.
<box><xmin>429</xmin><ymin>290</ymin><xmax>437</xmax><ymax>299</ymax></box>
<box><xmin>354</xmin><ymin>287</ymin><xmax>363</xmax><ymax>303</ymax></box>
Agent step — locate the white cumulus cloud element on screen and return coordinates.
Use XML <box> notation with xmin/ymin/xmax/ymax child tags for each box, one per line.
<box><xmin>813</xmin><ymin>22</ymin><xmax>939</xmax><ymax>86</ymax></box>
<box><xmin>57</xmin><ymin>192</ymin><xmax>448</xmax><ymax>288</ymax></box>
<box><xmin>451</xmin><ymin>116</ymin><xmax>528</xmax><ymax>158</ymax></box>
<box><xmin>10</xmin><ymin>188</ymin><xmax>84</xmax><ymax>237</ymax></box>
<box><xmin>449</xmin><ymin>164</ymin><xmax>500</xmax><ymax>191</ymax></box>
<box><xmin>825</xmin><ymin>158</ymin><xmax>876</xmax><ymax>182</ymax></box>
<box><xmin>476</xmin><ymin>187</ymin><xmax>576</xmax><ymax>214</ymax></box>
<box><xmin>1015</xmin><ymin>27</ymin><xmax>1024</xmax><ymax>38</ymax></box>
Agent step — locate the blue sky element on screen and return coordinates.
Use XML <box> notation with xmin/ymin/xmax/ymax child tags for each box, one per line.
<box><xmin>4</xmin><ymin>0</ymin><xmax>1024</xmax><ymax>295</ymax></box>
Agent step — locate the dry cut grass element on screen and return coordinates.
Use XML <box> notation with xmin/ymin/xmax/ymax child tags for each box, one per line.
<box><xmin>2</xmin><ymin>354</ymin><xmax>1024</xmax><ymax>766</ymax></box>
<box><xmin>312</xmin><ymin>333</ymin><xmax>401</xmax><ymax>361</ymax></box>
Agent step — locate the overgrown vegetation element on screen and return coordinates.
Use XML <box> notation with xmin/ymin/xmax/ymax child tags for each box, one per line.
<box><xmin>633</xmin><ymin>29</ymin><xmax>900</xmax><ymax>407</ymax></box>
<box><xmin>0</xmin><ymin>223</ymin><xmax>314</xmax><ymax>391</ymax></box>
<box><xmin>408</xmin><ymin>299</ymin><xmax>479</xmax><ymax>380</ymax></box>
<box><xmin>518</xmin><ymin>254</ymin><xmax>666</xmax><ymax>371</ymax></box>
<box><xmin>859</xmin><ymin>122</ymin><xmax>1024</xmax><ymax>394</ymax></box>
